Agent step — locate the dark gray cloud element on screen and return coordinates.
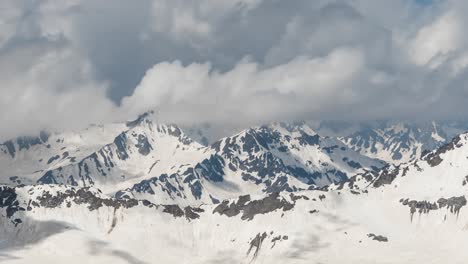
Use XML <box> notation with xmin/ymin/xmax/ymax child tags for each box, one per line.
<box><xmin>1</xmin><ymin>0</ymin><xmax>468</xmax><ymax>140</ymax></box>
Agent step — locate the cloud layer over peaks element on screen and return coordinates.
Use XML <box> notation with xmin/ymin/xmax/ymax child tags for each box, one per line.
<box><xmin>2</xmin><ymin>0</ymin><xmax>468</xmax><ymax>140</ymax></box>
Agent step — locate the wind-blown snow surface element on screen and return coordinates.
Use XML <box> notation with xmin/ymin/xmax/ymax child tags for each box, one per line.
<box><xmin>3</xmin><ymin>115</ymin><xmax>468</xmax><ymax>263</ymax></box>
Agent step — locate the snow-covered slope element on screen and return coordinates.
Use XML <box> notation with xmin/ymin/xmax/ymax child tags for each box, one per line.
<box><xmin>3</xmin><ymin>132</ymin><xmax>468</xmax><ymax>263</ymax></box>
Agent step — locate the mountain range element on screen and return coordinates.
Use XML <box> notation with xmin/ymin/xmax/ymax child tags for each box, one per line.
<box><xmin>1</xmin><ymin>112</ymin><xmax>468</xmax><ymax>263</ymax></box>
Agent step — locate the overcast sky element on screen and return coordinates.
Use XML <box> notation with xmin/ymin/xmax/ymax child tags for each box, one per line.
<box><xmin>2</xmin><ymin>0</ymin><xmax>468</xmax><ymax>140</ymax></box>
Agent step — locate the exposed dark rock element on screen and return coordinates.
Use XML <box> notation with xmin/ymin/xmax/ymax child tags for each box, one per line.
<box><xmin>297</xmin><ymin>133</ymin><xmax>319</xmax><ymax>146</ymax></box>
<box><xmin>126</xmin><ymin>111</ymin><xmax>153</xmax><ymax>128</ymax></box>
<box><xmin>183</xmin><ymin>176</ymin><xmax>203</xmax><ymax>199</ymax></box>
<box><xmin>373</xmin><ymin>166</ymin><xmax>400</xmax><ymax>188</ymax></box>
<box><xmin>241</xmin><ymin>173</ymin><xmax>262</xmax><ymax>185</ymax></box>
<box><xmin>437</xmin><ymin>196</ymin><xmax>467</xmax><ymax>216</ymax></box>
<box><xmin>192</xmin><ymin>155</ymin><xmax>225</xmax><ymax>182</ymax></box>
<box><xmin>162</xmin><ymin>205</ymin><xmax>184</xmax><ymax>218</ymax></box>
<box><xmin>114</xmin><ymin>133</ymin><xmax>129</xmax><ymax>160</ymax></box>
<box><xmin>323</xmin><ymin>145</ymin><xmax>339</xmax><ymax>154</ymax></box>
<box><xmin>3</xmin><ymin>141</ymin><xmax>16</xmax><ymax>158</ymax></box>
<box><xmin>367</xmin><ymin>233</ymin><xmax>388</xmax><ymax>242</ymax></box>
<box><xmin>463</xmin><ymin>176</ymin><xmax>468</xmax><ymax>186</ymax></box>
<box><xmin>247</xmin><ymin>232</ymin><xmax>267</xmax><ymax>259</ymax></box>
<box><xmin>8</xmin><ymin>176</ymin><xmax>22</xmax><ymax>185</ymax></box>
<box><xmin>16</xmin><ymin>133</ymin><xmax>47</xmax><ymax>151</ymax></box>
<box><xmin>392</xmin><ymin>151</ymin><xmax>403</xmax><ymax>161</ymax></box>
<box><xmin>423</xmin><ymin>135</ymin><xmax>463</xmax><ymax>167</ymax></box>
<box><xmin>162</xmin><ymin>204</ymin><xmax>205</xmax><ymax>220</ymax></box>
<box><xmin>129</xmin><ymin>154</ymin><xmax>227</xmax><ymax>200</ymax></box>
<box><xmin>107</xmin><ymin>208</ymin><xmax>118</xmax><ymax>234</ymax></box>
<box><xmin>47</xmin><ymin>155</ymin><xmax>60</xmax><ymax>165</ymax></box>
<box><xmin>0</xmin><ymin>186</ymin><xmax>25</xmax><ymax>218</ymax></box>
<box><xmin>131</xmin><ymin>174</ymin><xmax>184</xmax><ymax>199</ymax></box>
<box><xmin>271</xmin><ymin>235</ymin><xmax>282</xmax><ymax>244</ymax></box>
<box><xmin>135</xmin><ymin>134</ymin><xmax>153</xmax><ymax>155</ymax></box>
<box><xmin>35</xmin><ymin>187</ymin><xmax>139</xmax><ymax>211</ymax></box>
<box><xmin>184</xmin><ymin>207</ymin><xmax>205</xmax><ymax>220</ymax></box>
<box><xmin>337</xmin><ymin>171</ymin><xmax>374</xmax><ymax>191</ymax></box>
<box><xmin>39</xmin><ymin>150</ymin><xmax>116</xmax><ymax>187</ymax></box>
<box><xmin>346</xmin><ymin>160</ymin><xmax>362</xmax><ymax>169</ymax></box>
<box><xmin>38</xmin><ymin>171</ymin><xmax>59</xmax><ymax>185</ymax></box>
<box><xmin>264</xmin><ymin>176</ymin><xmax>294</xmax><ymax>193</ymax></box>
<box><xmin>12</xmin><ymin>218</ymin><xmax>22</xmax><ymax>227</ymax></box>
<box><xmin>426</xmin><ymin>155</ymin><xmax>443</xmax><ymax>167</ymax></box>
<box><xmin>7</xmin><ymin>184</ymin><xmax>207</xmax><ymax>222</ymax></box>
<box><xmin>290</xmin><ymin>193</ymin><xmax>309</xmax><ymax>202</ymax></box>
<box><xmin>400</xmin><ymin>196</ymin><xmax>467</xmax><ymax>221</ymax></box>
<box><xmin>400</xmin><ymin>198</ymin><xmax>438</xmax><ymax>221</ymax></box>
<box><xmin>213</xmin><ymin>193</ymin><xmax>295</xmax><ymax>220</ymax></box>
<box><xmin>209</xmin><ymin>195</ymin><xmax>220</xmax><ymax>204</ymax></box>
<box><xmin>401</xmin><ymin>167</ymin><xmax>410</xmax><ymax>177</ymax></box>
<box><xmin>114</xmin><ymin>190</ymin><xmax>133</xmax><ymax>200</ymax></box>
<box><xmin>270</xmin><ymin>234</ymin><xmax>288</xmax><ymax>248</ymax></box>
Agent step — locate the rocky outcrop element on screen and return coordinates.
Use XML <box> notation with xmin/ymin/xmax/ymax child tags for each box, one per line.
<box><xmin>400</xmin><ymin>198</ymin><xmax>438</xmax><ymax>221</ymax></box>
<box><xmin>0</xmin><ymin>186</ymin><xmax>25</xmax><ymax>218</ymax></box>
<box><xmin>367</xmin><ymin>233</ymin><xmax>388</xmax><ymax>242</ymax></box>
<box><xmin>127</xmin><ymin>154</ymin><xmax>225</xmax><ymax>201</ymax></box>
<box><xmin>35</xmin><ymin>187</ymin><xmax>139</xmax><ymax>211</ymax></box>
<box><xmin>271</xmin><ymin>234</ymin><xmax>288</xmax><ymax>248</ymax></box>
<box><xmin>400</xmin><ymin>196</ymin><xmax>467</xmax><ymax>221</ymax></box>
<box><xmin>247</xmin><ymin>232</ymin><xmax>267</xmax><ymax>259</ymax></box>
<box><xmin>162</xmin><ymin>204</ymin><xmax>205</xmax><ymax>220</ymax></box>
<box><xmin>1</xmin><ymin>185</ymin><xmax>208</xmax><ymax>226</ymax></box>
<box><xmin>423</xmin><ymin>135</ymin><xmax>463</xmax><ymax>167</ymax></box>
<box><xmin>213</xmin><ymin>193</ymin><xmax>296</xmax><ymax>220</ymax></box>
<box><xmin>437</xmin><ymin>196</ymin><xmax>467</xmax><ymax>216</ymax></box>
<box><xmin>373</xmin><ymin>165</ymin><xmax>400</xmax><ymax>188</ymax></box>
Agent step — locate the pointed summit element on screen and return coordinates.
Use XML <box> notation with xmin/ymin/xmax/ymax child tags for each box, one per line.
<box><xmin>126</xmin><ymin>110</ymin><xmax>155</xmax><ymax>128</ymax></box>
